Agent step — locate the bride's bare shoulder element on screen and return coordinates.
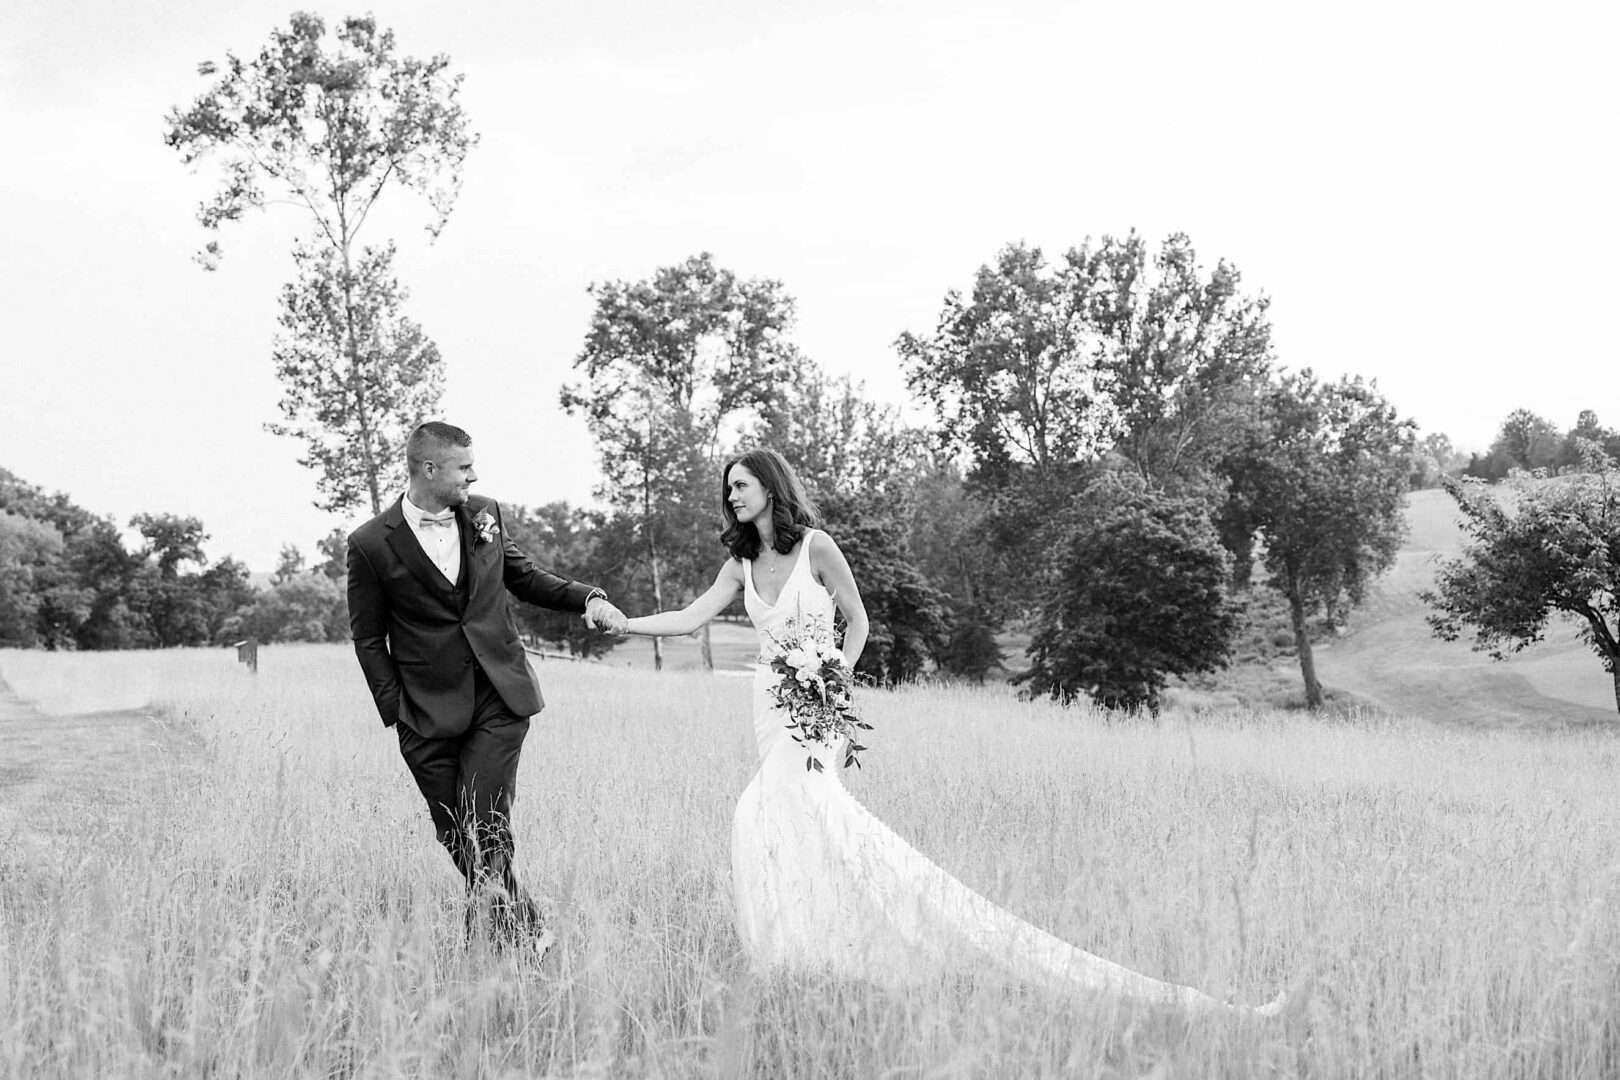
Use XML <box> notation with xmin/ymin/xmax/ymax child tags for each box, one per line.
<box><xmin>806</xmin><ymin>528</ymin><xmax>849</xmax><ymax>569</ymax></box>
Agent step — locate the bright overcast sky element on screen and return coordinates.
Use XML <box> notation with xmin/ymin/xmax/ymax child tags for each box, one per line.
<box><xmin>2</xmin><ymin>0</ymin><xmax>1615</xmax><ymax>571</ymax></box>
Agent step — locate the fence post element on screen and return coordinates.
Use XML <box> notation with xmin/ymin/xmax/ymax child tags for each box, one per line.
<box><xmin>234</xmin><ymin>638</ymin><xmax>259</xmax><ymax>673</ymax></box>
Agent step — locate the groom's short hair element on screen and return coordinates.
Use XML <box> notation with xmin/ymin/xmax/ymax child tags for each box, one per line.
<box><xmin>407</xmin><ymin>422</ymin><xmax>472</xmax><ymax>476</ymax></box>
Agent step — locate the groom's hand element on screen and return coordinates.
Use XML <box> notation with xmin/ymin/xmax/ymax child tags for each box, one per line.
<box><xmin>584</xmin><ymin>597</ymin><xmax>628</xmax><ymax>636</ymax></box>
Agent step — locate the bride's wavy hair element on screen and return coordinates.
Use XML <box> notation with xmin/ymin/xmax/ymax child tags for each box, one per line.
<box><xmin>719</xmin><ymin>448</ymin><xmax>821</xmax><ymax>561</ymax></box>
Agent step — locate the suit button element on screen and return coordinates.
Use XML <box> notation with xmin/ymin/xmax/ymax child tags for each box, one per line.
<box><xmin>464</xmin><ymin>656</ymin><xmax>473</xmax><ymax>665</ymax></box>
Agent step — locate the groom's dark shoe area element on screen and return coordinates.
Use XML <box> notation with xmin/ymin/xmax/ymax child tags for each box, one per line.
<box><xmin>348</xmin><ymin>426</ymin><xmax>608</xmax><ymax>947</ymax></box>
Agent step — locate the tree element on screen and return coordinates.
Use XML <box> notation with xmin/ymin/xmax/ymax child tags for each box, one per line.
<box><xmin>1496</xmin><ymin>409</ymin><xmax>1564</xmax><ymax>473</ymax></box>
<box><xmin>128</xmin><ymin>514</ymin><xmax>240</xmax><ymax>647</ymax></box>
<box><xmin>899</xmin><ymin>242</ymin><xmax>1116</xmax><ymax>487</ymax></box>
<box><xmin>902</xmin><ymin>460</ymin><xmax>1005</xmax><ymax>680</ymax></box>
<box><xmin>561</xmin><ymin>253</ymin><xmax>802</xmax><ymax>670</ymax></box>
<box><xmin>898</xmin><ymin>243</ymin><xmax>1114</xmax><ymax>617</ymax></box>
<box><xmin>753</xmin><ymin>367</ymin><xmax>924</xmax><ymax>502</ymax></box>
<box><xmin>1561</xmin><ymin>410</ymin><xmax>1620</xmax><ymax>471</ymax></box>
<box><xmin>198</xmin><ymin>557</ymin><xmax>258</xmax><ymax>639</ymax></box>
<box><xmin>223</xmin><ymin>571</ymin><xmax>347</xmax><ymax>644</ymax></box>
<box><xmin>266</xmin><ymin>240</ymin><xmax>444</xmax><ymax>512</ymax></box>
<box><xmin>500</xmin><ymin>502</ymin><xmax>630</xmax><ymax>660</ymax></box>
<box><xmin>314</xmin><ymin>528</ymin><xmax>349</xmax><ymax>580</ymax></box>
<box><xmin>750</xmin><ymin>365</ymin><xmax>960</xmax><ymax>682</ymax></box>
<box><xmin>165</xmin><ymin>13</ymin><xmax>474</xmax><ymax>267</ymax></box>
<box><xmin>166</xmin><ymin>13</ymin><xmax>473</xmax><ymax>513</ymax></box>
<box><xmin>1410</xmin><ymin>430</ymin><xmax>1466</xmax><ymax>489</ymax></box>
<box><xmin>67</xmin><ymin>519</ymin><xmax>150</xmax><ymax>650</ymax></box>
<box><xmin>0</xmin><ymin>514</ymin><xmax>65</xmax><ymax>648</ymax></box>
<box><xmin>1067</xmin><ymin>232</ymin><xmax>1274</xmax><ymax>489</ymax></box>
<box><xmin>1466</xmin><ymin>409</ymin><xmax>1564</xmax><ymax>480</ymax></box>
<box><xmin>1240</xmin><ymin>372</ymin><xmax>1415</xmax><ymax>708</ymax></box>
<box><xmin>132</xmin><ymin>513</ymin><xmax>208</xmax><ymax>580</ymax></box>
<box><xmin>899</xmin><ymin>235</ymin><xmax>1275</xmax><ymax>618</ymax></box>
<box><xmin>272</xmin><ymin>543</ymin><xmax>306</xmax><ymax>585</ymax></box>
<box><xmin>63</xmin><ymin>518</ymin><xmax>148</xmax><ymax>650</ymax></box>
<box><xmin>1019</xmin><ymin>476</ymin><xmax>1237</xmax><ymax>712</ymax></box>
<box><xmin>817</xmin><ymin>492</ymin><xmax>949</xmax><ymax>685</ymax></box>
<box><xmin>1424</xmin><ymin>451</ymin><xmax>1620</xmax><ymax>713</ymax></box>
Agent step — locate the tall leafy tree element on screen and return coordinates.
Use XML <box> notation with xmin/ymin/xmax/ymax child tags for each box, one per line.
<box><xmin>898</xmin><ymin>243</ymin><xmax>1114</xmax><ymax>617</ymax></box>
<box><xmin>899</xmin><ymin>242</ymin><xmax>1116</xmax><ymax>487</ymax></box>
<box><xmin>1465</xmin><ymin>409</ymin><xmax>1565</xmax><ymax>481</ymax></box>
<box><xmin>1240</xmin><ymin>372</ymin><xmax>1415</xmax><ymax>708</ymax></box>
<box><xmin>1424</xmin><ymin>450</ymin><xmax>1620</xmax><ymax>713</ymax></box>
<box><xmin>900</xmin><ymin>234</ymin><xmax>1273</xmax><ymax>491</ymax></box>
<box><xmin>1068</xmin><ymin>231</ymin><xmax>1274</xmax><ymax>489</ymax></box>
<box><xmin>900</xmin><ymin>235</ymin><xmax>1274</xmax><ymax>622</ymax></box>
<box><xmin>267</xmin><ymin>241</ymin><xmax>444</xmax><ymax>512</ymax></box>
<box><xmin>166</xmin><ymin>13</ymin><xmax>473</xmax><ymax>513</ymax></box>
<box><xmin>561</xmin><ymin>253</ymin><xmax>801</xmax><ymax>670</ymax></box>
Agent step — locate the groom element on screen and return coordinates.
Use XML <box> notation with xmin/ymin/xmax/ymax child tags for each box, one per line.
<box><xmin>347</xmin><ymin>421</ymin><xmax>626</xmax><ymax>947</ymax></box>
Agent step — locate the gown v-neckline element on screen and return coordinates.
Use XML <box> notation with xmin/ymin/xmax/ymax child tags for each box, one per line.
<box><xmin>748</xmin><ymin>536</ymin><xmax>809</xmax><ymax>609</ymax></box>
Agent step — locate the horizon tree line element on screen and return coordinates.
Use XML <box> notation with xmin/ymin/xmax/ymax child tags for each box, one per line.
<box><xmin>11</xmin><ymin>12</ymin><xmax>1618</xmax><ymax>720</ymax></box>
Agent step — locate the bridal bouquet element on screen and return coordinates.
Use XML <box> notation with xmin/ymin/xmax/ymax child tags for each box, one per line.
<box><xmin>762</xmin><ymin>610</ymin><xmax>871</xmax><ymax>773</ymax></box>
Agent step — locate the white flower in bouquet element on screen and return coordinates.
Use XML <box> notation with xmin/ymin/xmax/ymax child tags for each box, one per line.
<box><xmin>761</xmin><ymin>605</ymin><xmax>872</xmax><ymax>773</ymax></box>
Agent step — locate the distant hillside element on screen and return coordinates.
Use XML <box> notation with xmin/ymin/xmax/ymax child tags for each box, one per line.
<box><xmin>1309</xmin><ymin>488</ymin><xmax>1616</xmax><ymax>729</ymax></box>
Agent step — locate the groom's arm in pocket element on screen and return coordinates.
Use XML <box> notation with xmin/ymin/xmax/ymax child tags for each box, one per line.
<box><xmin>347</xmin><ymin>536</ymin><xmax>402</xmax><ymax>725</ymax></box>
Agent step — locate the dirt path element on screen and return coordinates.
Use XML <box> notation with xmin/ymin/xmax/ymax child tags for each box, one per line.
<box><xmin>0</xmin><ymin>673</ymin><xmax>173</xmax><ymax>863</ymax></box>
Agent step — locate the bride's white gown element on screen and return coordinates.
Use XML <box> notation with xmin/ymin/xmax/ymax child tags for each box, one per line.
<box><xmin>732</xmin><ymin>531</ymin><xmax>1272</xmax><ymax>1014</ymax></box>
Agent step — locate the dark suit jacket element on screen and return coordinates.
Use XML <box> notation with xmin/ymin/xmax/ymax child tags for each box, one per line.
<box><xmin>347</xmin><ymin>493</ymin><xmax>599</xmax><ymax>738</ymax></box>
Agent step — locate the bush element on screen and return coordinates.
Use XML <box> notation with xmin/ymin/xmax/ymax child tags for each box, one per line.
<box><xmin>1019</xmin><ymin>476</ymin><xmax>1237</xmax><ymax>712</ymax></box>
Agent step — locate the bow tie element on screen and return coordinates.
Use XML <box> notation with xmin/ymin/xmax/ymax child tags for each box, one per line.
<box><xmin>419</xmin><ymin>513</ymin><xmax>454</xmax><ymax>529</ymax></box>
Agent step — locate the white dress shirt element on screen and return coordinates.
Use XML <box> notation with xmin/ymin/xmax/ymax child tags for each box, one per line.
<box><xmin>401</xmin><ymin>492</ymin><xmax>462</xmax><ymax>585</ymax></box>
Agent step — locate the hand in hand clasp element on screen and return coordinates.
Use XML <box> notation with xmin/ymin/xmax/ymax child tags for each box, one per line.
<box><xmin>584</xmin><ymin>598</ymin><xmax>629</xmax><ymax>636</ymax></box>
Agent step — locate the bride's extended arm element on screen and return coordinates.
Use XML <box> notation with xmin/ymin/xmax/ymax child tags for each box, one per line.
<box><xmin>811</xmin><ymin>533</ymin><xmax>869</xmax><ymax>669</ymax></box>
<box><xmin>623</xmin><ymin>561</ymin><xmax>744</xmax><ymax>638</ymax></box>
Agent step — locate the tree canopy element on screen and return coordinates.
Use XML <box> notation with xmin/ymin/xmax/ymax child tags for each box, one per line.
<box><xmin>1239</xmin><ymin>372</ymin><xmax>1415</xmax><ymax>708</ymax></box>
<box><xmin>561</xmin><ymin>252</ymin><xmax>803</xmax><ymax>668</ymax></box>
<box><xmin>1425</xmin><ymin>453</ymin><xmax>1620</xmax><ymax>714</ymax></box>
<box><xmin>1020</xmin><ymin>477</ymin><xmax>1237</xmax><ymax>712</ymax></box>
<box><xmin>166</xmin><ymin>13</ymin><xmax>470</xmax><ymax>515</ymax></box>
<box><xmin>165</xmin><ymin>12</ymin><xmax>475</xmax><ymax>267</ymax></box>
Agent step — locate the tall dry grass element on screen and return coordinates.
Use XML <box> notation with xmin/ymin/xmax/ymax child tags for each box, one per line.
<box><xmin>1</xmin><ymin>644</ymin><xmax>1617</xmax><ymax>1078</ymax></box>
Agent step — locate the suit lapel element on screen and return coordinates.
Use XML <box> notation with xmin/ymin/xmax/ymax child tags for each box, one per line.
<box><xmin>385</xmin><ymin>500</ymin><xmax>459</xmax><ymax>602</ymax></box>
<box><xmin>455</xmin><ymin>503</ymin><xmax>478</xmax><ymax>612</ymax></box>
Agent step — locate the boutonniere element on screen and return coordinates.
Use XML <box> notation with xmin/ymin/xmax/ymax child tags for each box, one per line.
<box><xmin>472</xmin><ymin>510</ymin><xmax>499</xmax><ymax>545</ymax></box>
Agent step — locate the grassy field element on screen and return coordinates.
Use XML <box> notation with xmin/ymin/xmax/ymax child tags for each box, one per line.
<box><xmin>2</xmin><ymin>644</ymin><xmax>1618</xmax><ymax>1078</ymax></box>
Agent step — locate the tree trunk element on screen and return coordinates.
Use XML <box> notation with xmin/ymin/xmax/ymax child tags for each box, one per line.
<box><xmin>338</xmin><ymin>235</ymin><xmax>382</xmax><ymax>515</ymax></box>
<box><xmin>701</xmin><ymin>622</ymin><xmax>713</xmax><ymax>672</ymax></box>
<box><xmin>1286</xmin><ymin>568</ymin><xmax>1324</xmax><ymax>709</ymax></box>
<box><xmin>647</xmin><ymin>533</ymin><xmax>665</xmax><ymax>673</ymax></box>
<box><xmin>1611</xmin><ymin>663</ymin><xmax>1620</xmax><ymax>716</ymax></box>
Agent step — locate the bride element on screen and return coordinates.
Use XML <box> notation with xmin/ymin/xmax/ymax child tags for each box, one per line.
<box><xmin>622</xmin><ymin>448</ymin><xmax>1279</xmax><ymax>1015</ymax></box>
